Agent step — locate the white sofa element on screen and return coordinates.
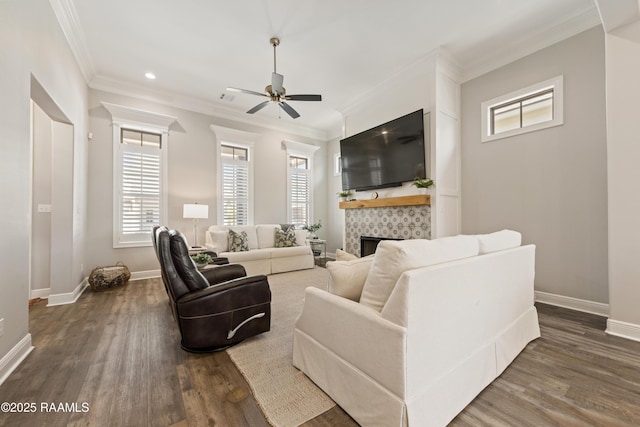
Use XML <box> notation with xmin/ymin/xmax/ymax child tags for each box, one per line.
<box><xmin>204</xmin><ymin>224</ymin><xmax>314</xmax><ymax>276</ymax></box>
<box><xmin>293</xmin><ymin>230</ymin><xmax>540</xmax><ymax>427</ymax></box>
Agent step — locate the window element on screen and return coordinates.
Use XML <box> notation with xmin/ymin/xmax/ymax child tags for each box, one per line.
<box><xmin>283</xmin><ymin>140</ymin><xmax>319</xmax><ymax>227</ymax></box>
<box><xmin>211</xmin><ymin>125</ymin><xmax>257</xmax><ymax>226</ymax></box>
<box><xmin>114</xmin><ymin>127</ymin><xmax>167</xmax><ymax>247</ymax></box>
<box><xmin>289</xmin><ymin>156</ymin><xmax>310</xmax><ymax>227</ymax></box>
<box><xmin>103</xmin><ymin>102</ymin><xmax>174</xmax><ymax>248</ymax></box>
<box><xmin>220</xmin><ymin>144</ymin><xmax>250</xmax><ymax>226</ymax></box>
<box><xmin>481</xmin><ymin>75</ymin><xmax>563</xmax><ymax>142</ymax></box>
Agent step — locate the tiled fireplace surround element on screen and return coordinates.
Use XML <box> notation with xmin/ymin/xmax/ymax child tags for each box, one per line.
<box><xmin>344</xmin><ymin>202</ymin><xmax>431</xmax><ymax>257</ymax></box>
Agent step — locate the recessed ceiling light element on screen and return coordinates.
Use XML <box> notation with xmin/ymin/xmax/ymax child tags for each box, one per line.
<box><xmin>145</xmin><ymin>72</ymin><xmax>156</xmax><ymax>80</ymax></box>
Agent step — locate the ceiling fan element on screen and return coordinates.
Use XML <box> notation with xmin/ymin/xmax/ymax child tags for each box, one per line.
<box><xmin>226</xmin><ymin>37</ymin><xmax>322</xmax><ymax>119</ymax></box>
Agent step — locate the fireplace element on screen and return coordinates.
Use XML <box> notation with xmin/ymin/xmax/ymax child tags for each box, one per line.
<box><xmin>360</xmin><ymin>236</ymin><xmax>404</xmax><ymax>257</ymax></box>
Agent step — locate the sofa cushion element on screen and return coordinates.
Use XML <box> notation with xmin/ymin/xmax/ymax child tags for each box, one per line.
<box><xmin>477</xmin><ymin>229</ymin><xmax>522</xmax><ymax>254</ymax></box>
<box><xmin>209</xmin><ymin>230</ymin><xmax>229</xmax><ymax>253</ymax></box>
<box><xmin>275</xmin><ymin>228</ymin><xmax>297</xmax><ymax>248</ymax></box>
<box><xmin>294</xmin><ymin>229</ymin><xmax>308</xmax><ymax>246</ymax></box>
<box><xmin>336</xmin><ymin>249</ymin><xmax>358</xmax><ymax>261</ymax></box>
<box><xmin>270</xmin><ymin>245</ymin><xmax>312</xmax><ymax>258</ymax></box>
<box><xmin>257</xmin><ymin>224</ymin><xmax>279</xmax><ymax>249</ymax></box>
<box><xmin>221</xmin><ymin>248</ymin><xmax>271</xmax><ymax>262</ymax></box>
<box><xmin>327</xmin><ymin>255</ymin><xmax>374</xmax><ymax>301</ymax></box>
<box><xmin>359</xmin><ymin>236</ymin><xmax>480</xmax><ymax>312</ymax></box>
<box><xmin>228</xmin><ymin>229</ymin><xmax>250</xmax><ymax>252</ymax></box>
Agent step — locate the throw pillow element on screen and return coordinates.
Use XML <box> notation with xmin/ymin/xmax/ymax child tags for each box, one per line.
<box><xmin>274</xmin><ymin>228</ymin><xmax>297</xmax><ymax>248</ymax></box>
<box><xmin>336</xmin><ymin>249</ymin><xmax>358</xmax><ymax>261</ymax></box>
<box><xmin>327</xmin><ymin>255</ymin><xmax>374</xmax><ymax>301</ymax></box>
<box><xmin>359</xmin><ymin>236</ymin><xmax>480</xmax><ymax>312</ymax></box>
<box><xmin>280</xmin><ymin>223</ymin><xmax>295</xmax><ymax>232</ymax></box>
<box><xmin>228</xmin><ymin>229</ymin><xmax>249</xmax><ymax>252</ymax></box>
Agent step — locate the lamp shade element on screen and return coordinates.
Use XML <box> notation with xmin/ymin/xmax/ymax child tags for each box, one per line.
<box><xmin>183</xmin><ymin>203</ymin><xmax>209</xmax><ymax>219</ymax></box>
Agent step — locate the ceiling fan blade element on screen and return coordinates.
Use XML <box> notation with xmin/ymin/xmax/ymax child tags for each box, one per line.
<box><xmin>279</xmin><ymin>101</ymin><xmax>300</xmax><ymax>119</ymax></box>
<box><xmin>284</xmin><ymin>94</ymin><xmax>322</xmax><ymax>102</ymax></box>
<box><xmin>271</xmin><ymin>73</ymin><xmax>284</xmax><ymax>94</ymax></box>
<box><xmin>227</xmin><ymin>87</ymin><xmax>268</xmax><ymax>98</ymax></box>
<box><xmin>247</xmin><ymin>100</ymin><xmax>271</xmax><ymax>114</ymax></box>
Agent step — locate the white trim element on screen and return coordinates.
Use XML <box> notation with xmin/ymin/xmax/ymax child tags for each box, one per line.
<box><xmin>130</xmin><ymin>269</ymin><xmax>161</xmax><ymax>280</ymax></box>
<box><xmin>0</xmin><ymin>334</ymin><xmax>34</xmax><ymax>386</ymax></box>
<box><xmin>30</xmin><ymin>288</ymin><xmax>50</xmax><ymax>300</ymax></box>
<box><xmin>212</xmin><ymin>126</ymin><xmax>257</xmax><ymax>226</ymax></box>
<box><xmin>606</xmin><ymin>319</ymin><xmax>640</xmax><ymax>343</ymax></box>
<box><xmin>49</xmin><ymin>0</ymin><xmax>96</xmax><ymax>82</ymax></box>
<box><xmin>47</xmin><ymin>278</ymin><xmax>88</xmax><ymax>307</ymax></box>
<box><xmin>481</xmin><ymin>75</ymin><xmax>564</xmax><ymax>143</ymax></box>
<box><xmin>282</xmin><ymin>141</ymin><xmax>320</xmax><ymax>226</ymax></box>
<box><xmin>101</xmin><ymin>102</ymin><xmax>177</xmax><ymax>130</ymax></box>
<box><xmin>534</xmin><ymin>290</ymin><xmax>609</xmax><ymax>317</ymax></box>
<box><xmin>104</xmin><ymin>105</ymin><xmax>172</xmax><ymax>249</ymax></box>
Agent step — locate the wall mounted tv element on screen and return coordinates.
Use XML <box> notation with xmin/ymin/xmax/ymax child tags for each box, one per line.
<box><xmin>340</xmin><ymin>109</ymin><xmax>426</xmax><ymax>192</ymax></box>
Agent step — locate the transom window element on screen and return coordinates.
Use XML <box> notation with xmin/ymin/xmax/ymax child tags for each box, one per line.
<box><xmin>481</xmin><ymin>75</ymin><xmax>563</xmax><ymax>142</ymax></box>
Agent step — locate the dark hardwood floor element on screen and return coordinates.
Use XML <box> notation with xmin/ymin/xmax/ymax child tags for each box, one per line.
<box><xmin>1</xmin><ymin>277</ymin><xmax>639</xmax><ymax>426</ymax></box>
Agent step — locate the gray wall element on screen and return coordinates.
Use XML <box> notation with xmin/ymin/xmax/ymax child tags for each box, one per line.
<box><xmin>87</xmin><ymin>89</ymin><xmax>328</xmax><ymax>273</ymax></box>
<box><xmin>461</xmin><ymin>26</ymin><xmax>608</xmax><ymax>304</ymax></box>
<box><xmin>0</xmin><ymin>0</ymin><xmax>89</xmax><ymax>366</ymax></box>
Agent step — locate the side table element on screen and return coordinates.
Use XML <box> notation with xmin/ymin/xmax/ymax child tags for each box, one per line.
<box><xmin>307</xmin><ymin>239</ymin><xmax>327</xmax><ymax>267</ymax></box>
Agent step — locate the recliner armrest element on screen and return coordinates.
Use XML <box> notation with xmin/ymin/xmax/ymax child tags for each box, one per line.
<box><xmin>200</xmin><ymin>263</ymin><xmax>246</xmax><ymax>285</ymax></box>
<box><xmin>177</xmin><ymin>275</ymin><xmax>271</xmax><ymax>317</ymax></box>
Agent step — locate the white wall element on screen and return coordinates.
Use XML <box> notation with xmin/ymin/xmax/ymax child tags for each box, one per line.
<box><xmin>604</xmin><ymin>20</ymin><xmax>640</xmax><ymax>336</ymax></box>
<box><xmin>460</xmin><ymin>26</ymin><xmax>608</xmax><ymax>305</ymax></box>
<box><xmin>87</xmin><ymin>89</ymin><xmax>327</xmax><ymax>273</ymax></box>
<box><xmin>0</xmin><ymin>0</ymin><xmax>88</xmax><ymax>378</ymax></box>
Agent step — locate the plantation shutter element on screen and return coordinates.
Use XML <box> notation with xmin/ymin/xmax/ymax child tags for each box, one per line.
<box><xmin>121</xmin><ymin>149</ymin><xmax>161</xmax><ymax>235</ymax></box>
<box><xmin>289</xmin><ymin>156</ymin><xmax>310</xmax><ymax>227</ymax></box>
<box><xmin>116</xmin><ymin>128</ymin><xmax>164</xmax><ymax>246</ymax></box>
<box><xmin>222</xmin><ymin>159</ymin><xmax>249</xmax><ymax>226</ymax></box>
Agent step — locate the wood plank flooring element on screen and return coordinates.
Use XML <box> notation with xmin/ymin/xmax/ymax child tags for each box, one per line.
<box><xmin>1</xmin><ymin>277</ymin><xmax>640</xmax><ymax>426</ymax></box>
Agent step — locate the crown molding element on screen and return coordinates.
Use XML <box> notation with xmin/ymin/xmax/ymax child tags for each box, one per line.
<box><xmin>90</xmin><ymin>75</ymin><xmax>329</xmax><ymax>142</ymax></box>
<box><xmin>460</xmin><ymin>7</ymin><xmax>602</xmax><ymax>83</ymax></box>
<box><xmin>49</xmin><ymin>0</ymin><xmax>95</xmax><ymax>83</ymax></box>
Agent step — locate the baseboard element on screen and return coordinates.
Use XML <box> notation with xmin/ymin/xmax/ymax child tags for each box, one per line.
<box><xmin>47</xmin><ymin>278</ymin><xmax>88</xmax><ymax>307</ymax></box>
<box><xmin>606</xmin><ymin>319</ymin><xmax>640</xmax><ymax>343</ymax></box>
<box><xmin>534</xmin><ymin>291</ymin><xmax>610</xmax><ymax>317</ymax></box>
<box><xmin>30</xmin><ymin>287</ymin><xmax>50</xmax><ymax>299</ymax></box>
<box><xmin>0</xmin><ymin>334</ymin><xmax>34</xmax><ymax>386</ymax></box>
<box><xmin>131</xmin><ymin>269</ymin><xmax>160</xmax><ymax>280</ymax></box>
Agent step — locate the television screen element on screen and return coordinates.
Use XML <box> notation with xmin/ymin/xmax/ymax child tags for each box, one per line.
<box><xmin>340</xmin><ymin>109</ymin><xmax>426</xmax><ymax>191</ymax></box>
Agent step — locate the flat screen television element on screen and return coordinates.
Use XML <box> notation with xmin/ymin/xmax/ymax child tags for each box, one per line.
<box><xmin>340</xmin><ymin>109</ymin><xmax>426</xmax><ymax>191</ymax></box>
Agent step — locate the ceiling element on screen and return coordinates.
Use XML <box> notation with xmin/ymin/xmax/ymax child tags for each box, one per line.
<box><xmin>57</xmin><ymin>0</ymin><xmax>601</xmax><ymax>139</ymax></box>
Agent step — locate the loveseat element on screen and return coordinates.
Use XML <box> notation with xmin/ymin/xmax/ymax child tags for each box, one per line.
<box><xmin>205</xmin><ymin>224</ymin><xmax>314</xmax><ymax>276</ymax></box>
<box><xmin>293</xmin><ymin>230</ymin><xmax>540</xmax><ymax>427</ymax></box>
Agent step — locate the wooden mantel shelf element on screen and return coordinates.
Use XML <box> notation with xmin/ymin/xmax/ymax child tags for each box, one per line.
<box><xmin>339</xmin><ymin>194</ymin><xmax>430</xmax><ymax>209</ymax></box>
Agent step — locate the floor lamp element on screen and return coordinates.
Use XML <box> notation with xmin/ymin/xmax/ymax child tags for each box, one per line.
<box><xmin>183</xmin><ymin>203</ymin><xmax>209</xmax><ymax>248</ymax></box>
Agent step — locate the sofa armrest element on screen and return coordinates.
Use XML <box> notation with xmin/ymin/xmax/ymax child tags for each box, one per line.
<box><xmin>294</xmin><ymin>287</ymin><xmax>406</xmax><ymax>397</ymax></box>
<box><xmin>177</xmin><ymin>275</ymin><xmax>271</xmax><ymax>317</ymax></box>
<box><xmin>200</xmin><ymin>263</ymin><xmax>246</xmax><ymax>285</ymax></box>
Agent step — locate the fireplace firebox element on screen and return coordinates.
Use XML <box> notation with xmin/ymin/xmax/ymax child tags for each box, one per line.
<box><xmin>360</xmin><ymin>236</ymin><xmax>404</xmax><ymax>257</ymax></box>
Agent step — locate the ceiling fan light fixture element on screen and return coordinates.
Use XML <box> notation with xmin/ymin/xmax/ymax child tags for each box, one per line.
<box><xmin>225</xmin><ymin>37</ymin><xmax>322</xmax><ymax>119</ymax></box>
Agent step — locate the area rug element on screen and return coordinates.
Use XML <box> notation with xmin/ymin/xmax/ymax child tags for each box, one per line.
<box><xmin>226</xmin><ymin>267</ymin><xmax>336</xmax><ymax>427</ymax></box>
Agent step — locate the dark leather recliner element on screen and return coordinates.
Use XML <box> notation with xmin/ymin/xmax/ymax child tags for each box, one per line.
<box><xmin>155</xmin><ymin>227</ymin><xmax>271</xmax><ymax>352</ymax></box>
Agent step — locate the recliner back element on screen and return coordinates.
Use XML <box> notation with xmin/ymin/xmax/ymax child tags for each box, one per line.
<box><xmin>157</xmin><ymin>228</ymin><xmax>192</xmax><ymax>301</ymax></box>
<box><xmin>169</xmin><ymin>230</ymin><xmax>209</xmax><ymax>292</ymax></box>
